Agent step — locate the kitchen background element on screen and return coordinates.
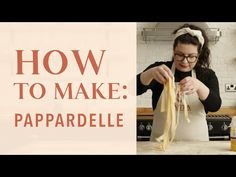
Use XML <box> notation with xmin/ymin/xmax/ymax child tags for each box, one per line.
<box><xmin>137</xmin><ymin>22</ymin><xmax>236</xmax><ymax>108</ymax></box>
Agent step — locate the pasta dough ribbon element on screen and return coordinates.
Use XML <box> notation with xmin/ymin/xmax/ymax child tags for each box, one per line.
<box><xmin>156</xmin><ymin>77</ymin><xmax>190</xmax><ymax>151</ymax></box>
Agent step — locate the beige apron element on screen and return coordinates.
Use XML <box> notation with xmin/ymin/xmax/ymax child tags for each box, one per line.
<box><xmin>150</xmin><ymin>64</ymin><xmax>209</xmax><ymax>141</ymax></box>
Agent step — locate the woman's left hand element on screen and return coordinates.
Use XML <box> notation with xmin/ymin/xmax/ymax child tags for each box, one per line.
<box><xmin>179</xmin><ymin>76</ymin><xmax>200</xmax><ymax>95</ymax></box>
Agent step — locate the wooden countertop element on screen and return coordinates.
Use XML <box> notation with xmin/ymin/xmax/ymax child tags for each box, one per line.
<box><xmin>137</xmin><ymin>141</ymin><xmax>236</xmax><ymax>155</ymax></box>
<box><xmin>137</xmin><ymin>107</ymin><xmax>236</xmax><ymax>116</ymax></box>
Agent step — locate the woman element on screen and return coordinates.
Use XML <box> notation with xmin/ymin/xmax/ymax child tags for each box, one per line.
<box><xmin>137</xmin><ymin>24</ymin><xmax>222</xmax><ymax>141</ymax></box>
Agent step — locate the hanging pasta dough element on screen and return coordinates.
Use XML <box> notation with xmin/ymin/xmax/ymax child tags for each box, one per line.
<box><xmin>156</xmin><ymin>77</ymin><xmax>190</xmax><ymax>151</ymax></box>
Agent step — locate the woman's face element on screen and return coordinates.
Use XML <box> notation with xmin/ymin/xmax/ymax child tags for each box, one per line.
<box><xmin>173</xmin><ymin>43</ymin><xmax>198</xmax><ymax>72</ymax></box>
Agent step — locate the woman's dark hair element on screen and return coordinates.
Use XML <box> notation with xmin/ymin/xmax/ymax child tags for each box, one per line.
<box><xmin>173</xmin><ymin>23</ymin><xmax>210</xmax><ymax>69</ymax></box>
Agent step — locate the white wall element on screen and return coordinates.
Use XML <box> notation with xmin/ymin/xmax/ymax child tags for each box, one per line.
<box><xmin>137</xmin><ymin>22</ymin><xmax>236</xmax><ymax>108</ymax></box>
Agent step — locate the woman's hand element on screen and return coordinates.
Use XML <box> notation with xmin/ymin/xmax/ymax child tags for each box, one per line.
<box><xmin>179</xmin><ymin>76</ymin><xmax>200</xmax><ymax>95</ymax></box>
<box><xmin>151</xmin><ymin>65</ymin><xmax>173</xmax><ymax>84</ymax></box>
<box><xmin>179</xmin><ymin>76</ymin><xmax>210</xmax><ymax>100</ymax></box>
<box><xmin>140</xmin><ymin>64</ymin><xmax>173</xmax><ymax>85</ymax></box>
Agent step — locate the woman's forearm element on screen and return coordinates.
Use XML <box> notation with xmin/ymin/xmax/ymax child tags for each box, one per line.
<box><xmin>140</xmin><ymin>69</ymin><xmax>154</xmax><ymax>86</ymax></box>
<box><xmin>197</xmin><ymin>80</ymin><xmax>210</xmax><ymax>101</ymax></box>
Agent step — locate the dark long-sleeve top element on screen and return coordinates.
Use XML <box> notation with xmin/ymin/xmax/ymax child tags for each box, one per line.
<box><xmin>137</xmin><ymin>61</ymin><xmax>222</xmax><ymax>113</ymax></box>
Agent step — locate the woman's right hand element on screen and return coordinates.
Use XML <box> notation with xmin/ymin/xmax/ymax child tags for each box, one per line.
<box><xmin>140</xmin><ymin>64</ymin><xmax>173</xmax><ymax>85</ymax></box>
<box><xmin>149</xmin><ymin>64</ymin><xmax>173</xmax><ymax>84</ymax></box>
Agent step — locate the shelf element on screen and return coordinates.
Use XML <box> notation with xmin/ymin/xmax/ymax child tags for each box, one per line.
<box><xmin>141</xmin><ymin>27</ymin><xmax>222</xmax><ymax>43</ymax></box>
